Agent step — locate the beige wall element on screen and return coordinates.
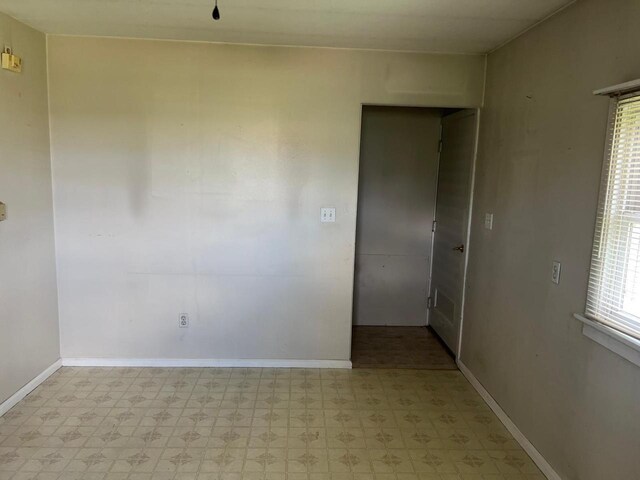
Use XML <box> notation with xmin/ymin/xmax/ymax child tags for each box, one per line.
<box><xmin>0</xmin><ymin>13</ymin><xmax>60</xmax><ymax>403</ymax></box>
<box><xmin>47</xmin><ymin>36</ymin><xmax>484</xmax><ymax>361</ymax></box>
<box><xmin>462</xmin><ymin>0</ymin><xmax>640</xmax><ymax>478</ymax></box>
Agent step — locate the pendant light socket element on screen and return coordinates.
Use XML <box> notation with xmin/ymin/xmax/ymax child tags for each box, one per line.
<box><xmin>212</xmin><ymin>3</ymin><xmax>220</xmax><ymax>20</ymax></box>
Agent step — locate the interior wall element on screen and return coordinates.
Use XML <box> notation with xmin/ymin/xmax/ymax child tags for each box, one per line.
<box><xmin>0</xmin><ymin>13</ymin><xmax>60</xmax><ymax>403</ymax></box>
<box><xmin>47</xmin><ymin>36</ymin><xmax>485</xmax><ymax>361</ymax></box>
<box><xmin>354</xmin><ymin>107</ymin><xmax>442</xmax><ymax>326</ymax></box>
<box><xmin>462</xmin><ymin>0</ymin><xmax>640</xmax><ymax>478</ymax></box>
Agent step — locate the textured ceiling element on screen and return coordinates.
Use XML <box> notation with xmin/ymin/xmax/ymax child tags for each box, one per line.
<box><xmin>0</xmin><ymin>0</ymin><xmax>574</xmax><ymax>54</ymax></box>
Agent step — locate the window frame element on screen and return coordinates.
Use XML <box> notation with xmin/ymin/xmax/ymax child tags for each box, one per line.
<box><xmin>576</xmin><ymin>81</ymin><xmax>640</xmax><ymax>367</ymax></box>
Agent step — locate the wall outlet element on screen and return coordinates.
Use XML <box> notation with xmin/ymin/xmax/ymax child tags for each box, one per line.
<box><xmin>484</xmin><ymin>213</ymin><xmax>494</xmax><ymax>230</ymax></box>
<box><xmin>321</xmin><ymin>207</ymin><xmax>336</xmax><ymax>223</ymax></box>
<box><xmin>179</xmin><ymin>313</ymin><xmax>189</xmax><ymax>328</ymax></box>
<box><xmin>551</xmin><ymin>261</ymin><xmax>561</xmax><ymax>285</ymax></box>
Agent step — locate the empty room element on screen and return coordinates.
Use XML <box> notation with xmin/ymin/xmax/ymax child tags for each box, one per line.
<box><xmin>0</xmin><ymin>0</ymin><xmax>638</xmax><ymax>479</ymax></box>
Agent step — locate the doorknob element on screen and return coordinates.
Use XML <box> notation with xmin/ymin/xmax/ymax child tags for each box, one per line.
<box><xmin>453</xmin><ymin>244</ymin><xmax>465</xmax><ymax>253</ymax></box>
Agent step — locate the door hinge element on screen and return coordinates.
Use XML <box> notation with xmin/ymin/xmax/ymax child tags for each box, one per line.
<box><xmin>432</xmin><ymin>220</ymin><xmax>437</xmax><ymax>233</ymax></box>
<box><xmin>438</xmin><ymin>139</ymin><xmax>443</xmax><ymax>153</ymax></box>
<box><xmin>427</xmin><ymin>296</ymin><xmax>433</xmax><ymax>309</ymax></box>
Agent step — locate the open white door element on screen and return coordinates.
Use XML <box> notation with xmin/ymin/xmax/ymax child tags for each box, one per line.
<box><xmin>428</xmin><ymin>110</ymin><xmax>477</xmax><ymax>354</ymax></box>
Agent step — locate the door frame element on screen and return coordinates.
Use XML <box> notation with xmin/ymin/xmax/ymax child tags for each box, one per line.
<box><xmin>457</xmin><ymin>109</ymin><xmax>481</xmax><ymax>358</ymax></box>
<box><xmin>350</xmin><ymin>104</ymin><xmax>481</xmax><ymax>362</ymax></box>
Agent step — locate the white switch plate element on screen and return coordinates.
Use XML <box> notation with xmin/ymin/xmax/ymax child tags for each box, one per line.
<box><xmin>552</xmin><ymin>261</ymin><xmax>561</xmax><ymax>285</ymax></box>
<box><xmin>484</xmin><ymin>213</ymin><xmax>493</xmax><ymax>230</ymax></box>
<box><xmin>321</xmin><ymin>207</ymin><xmax>336</xmax><ymax>223</ymax></box>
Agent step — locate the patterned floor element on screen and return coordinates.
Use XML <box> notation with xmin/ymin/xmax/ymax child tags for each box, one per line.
<box><xmin>351</xmin><ymin>327</ymin><xmax>457</xmax><ymax>370</ymax></box>
<box><xmin>0</xmin><ymin>367</ymin><xmax>543</xmax><ymax>480</ymax></box>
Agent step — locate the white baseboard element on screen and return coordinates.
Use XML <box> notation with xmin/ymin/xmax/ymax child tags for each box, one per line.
<box><xmin>61</xmin><ymin>358</ymin><xmax>352</xmax><ymax>369</ymax></box>
<box><xmin>0</xmin><ymin>359</ymin><xmax>62</xmax><ymax>417</ymax></box>
<box><xmin>457</xmin><ymin>360</ymin><xmax>561</xmax><ymax>480</ymax></box>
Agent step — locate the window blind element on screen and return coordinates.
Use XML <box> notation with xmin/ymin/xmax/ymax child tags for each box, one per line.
<box><xmin>586</xmin><ymin>92</ymin><xmax>640</xmax><ymax>340</ymax></box>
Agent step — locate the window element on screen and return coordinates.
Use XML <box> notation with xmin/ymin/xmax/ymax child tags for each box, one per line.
<box><xmin>586</xmin><ymin>89</ymin><xmax>640</xmax><ymax>341</ymax></box>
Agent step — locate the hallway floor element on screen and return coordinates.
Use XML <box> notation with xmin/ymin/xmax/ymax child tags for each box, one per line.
<box><xmin>0</xmin><ymin>366</ymin><xmax>543</xmax><ymax>479</ymax></box>
<box><xmin>351</xmin><ymin>327</ymin><xmax>457</xmax><ymax>370</ymax></box>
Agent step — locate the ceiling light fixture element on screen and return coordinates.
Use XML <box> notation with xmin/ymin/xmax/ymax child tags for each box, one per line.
<box><xmin>212</xmin><ymin>0</ymin><xmax>220</xmax><ymax>20</ymax></box>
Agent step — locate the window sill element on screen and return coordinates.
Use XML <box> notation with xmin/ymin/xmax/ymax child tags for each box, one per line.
<box><xmin>573</xmin><ymin>313</ymin><xmax>640</xmax><ymax>368</ymax></box>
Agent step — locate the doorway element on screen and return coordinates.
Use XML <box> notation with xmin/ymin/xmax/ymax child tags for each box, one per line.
<box><xmin>351</xmin><ymin>106</ymin><xmax>478</xmax><ymax>368</ymax></box>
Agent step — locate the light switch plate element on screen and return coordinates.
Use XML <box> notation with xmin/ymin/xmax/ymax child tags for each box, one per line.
<box><xmin>484</xmin><ymin>213</ymin><xmax>493</xmax><ymax>230</ymax></box>
<box><xmin>0</xmin><ymin>202</ymin><xmax>6</xmax><ymax>221</ymax></box>
<box><xmin>321</xmin><ymin>207</ymin><xmax>336</xmax><ymax>223</ymax></box>
<box><xmin>552</xmin><ymin>261</ymin><xmax>561</xmax><ymax>285</ymax></box>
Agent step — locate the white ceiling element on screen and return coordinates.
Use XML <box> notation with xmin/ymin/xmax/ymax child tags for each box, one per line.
<box><xmin>0</xmin><ymin>0</ymin><xmax>574</xmax><ymax>54</ymax></box>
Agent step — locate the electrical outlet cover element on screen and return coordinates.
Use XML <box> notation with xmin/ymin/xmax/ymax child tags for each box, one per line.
<box><xmin>320</xmin><ymin>207</ymin><xmax>336</xmax><ymax>223</ymax></box>
<box><xmin>552</xmin><ymin>261</ymin><xmax>561</xmax><ymax>285</ymax></box>
<box><xmin>179</xmin><ymin>313</ymin><xmax>189</xmax><ymax>328</ymax></box>
<box><xmin>484</xmin><ymin>213</ymin><xmax>493</xmax><ymax>230</ymax></box>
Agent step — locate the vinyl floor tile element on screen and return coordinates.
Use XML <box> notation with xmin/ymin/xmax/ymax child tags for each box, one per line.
<box><xmin>0</xmin><ymin>367</ymin><xmax>543</xmax><ymax>480</ymax></box>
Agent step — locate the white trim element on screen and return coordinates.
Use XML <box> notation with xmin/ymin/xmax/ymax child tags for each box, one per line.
<box><xmin>573</xmin><ymin>313</ymin><xmax>640</xmax><ymax>367</ymax></box>
<box><xmin>61</xmin><ymin>358</ymin><xmax>352</xmax><ymax>369</ymax></box>
<box><xmin>457</xmin><ymin>108</ymin><xmax>481</xmax><ymax>358</ymax></box>
<box><xmin>593</xmin><ymin>79</ymin><xmax>640</xmax><ymax>96</ymax></box>
<box><xmin>457</xmin><ymin>360</ymin><xmax>561</xmax><ymax>480</ymax></box>
<box><xmin>0</xmin><ymin>359</ymin><xmax>62</xmax><ymax>417</ymax></box>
